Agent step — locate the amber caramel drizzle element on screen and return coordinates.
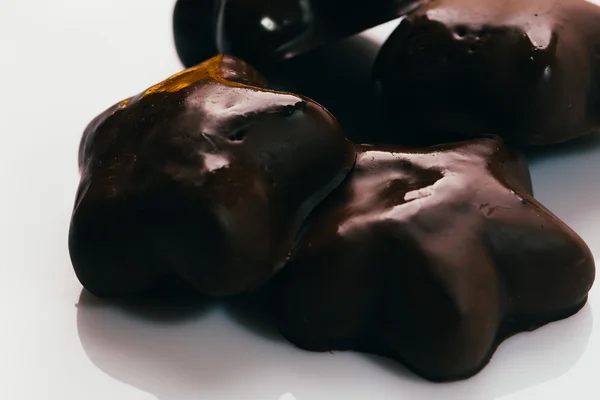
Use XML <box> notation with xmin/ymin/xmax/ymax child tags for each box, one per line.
<box><xmin>142</xmin><ymin>54</ymin><xmax>252</xmax><ymax>96</ymax></box>
<box><xmin>117</xmin><ymin>98</ymin><xmax>130</xmax><ymax>108</ymax></box>
<box><xmin>114</xmin><ymin>54</ymin><xmax>307</xmax><ymax>113</ymax></box>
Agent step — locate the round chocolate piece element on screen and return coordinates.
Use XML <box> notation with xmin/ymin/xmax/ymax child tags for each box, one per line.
<box><xmin>173</xmin><ymin>0</ymin><xmax>424</xmax><ymax>67</ymax></box>
<box><xmin>272</xmin><ymin>138</ymin><xmax>595</xmax><ymax>381</ymax></box>
<box><xmin>173</xmin><ymin>0</ymin><xmax>219</xmax><ymax>68</ymax></box>
<box><xmin>374</xmin><ymin>0</ymin><xmax>600</xmax><ymax>146</ymax></box>
<box><xmin>70</xmin><ymin>54</ymin><xmax>355</xmax><ymax>298</ymax></box>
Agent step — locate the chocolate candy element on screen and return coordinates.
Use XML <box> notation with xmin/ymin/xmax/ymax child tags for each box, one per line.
<box><xmin>374</xmin><ymin>0</ymin><xmax>600</xmax><ymax>146</ymax></box>
<box><xmin>173</xmin><ymin>0</ymin><xmax>218</xmax><ymax>68</ymax></box>
<box><xmin>265</xmin><ymin>35</ymin><xmax>391</xmax><ymax>144</ymax></box>
<box><xmin>272</xmin><ymin>138</ymin><xmax>595</xmax><ymax>381</ymax></box>
<box><xmin>173</xmin><ymin>0</ymin><xmax>424</xmax><ymax>67</ymax></box>
<box><xmin>69</xmin><ymin>54</ymin><xmax>355</xmax><ymax>298</ymax></box>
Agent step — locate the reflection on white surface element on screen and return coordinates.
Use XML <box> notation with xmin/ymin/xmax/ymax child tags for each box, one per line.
<box><xmin>2</xmin><ymin>1</ymin><xmax>600</xmax><ymax>399</ymax></box>
<box><xmin>77</xmin><ymin>290</ymin><xmax>592</xmax><ymax>400</ymax></box>
<box><xmin>527</xmin><ymin>133</ymin><xmax>600</xmax><ymax>235</ymax></box>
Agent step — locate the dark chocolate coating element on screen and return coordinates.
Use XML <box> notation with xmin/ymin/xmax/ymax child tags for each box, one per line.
<box><xmin>173</xmin><ymin>0</ymin><xmax>219</xmax><ymax>68</ymax></box>
<box><xmin>69</xmin><ymin>54</ymin><xmax>355</xmax><ymax>298</ymax></box>
<box><xmin>374</xmin><ymin>0</ymin><xmax>600</xmax><ymax>146</ymax></box>
<box><xmin>173</xmin><ymin>0</ymin><xmax>423</xmax><ymax>67</ymax></box>
<box><xmin>272</xmin><ymin>138</ymin><xmax>595</xmax><ymax>381</ymax></box>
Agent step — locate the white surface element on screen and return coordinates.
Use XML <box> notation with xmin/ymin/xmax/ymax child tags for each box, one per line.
<box><xmin>1</xmin><ymin>1</ymin><xmax>599</xmax><ymax>399</ymax></box>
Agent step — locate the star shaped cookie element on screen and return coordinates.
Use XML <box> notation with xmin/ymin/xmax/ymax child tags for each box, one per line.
<box><xmin>272</xmin><ymin>137</ymin><xmax>595</xmax><ymax>381</ymax></box>
<box><xmin>69</xmin><ymin>54</ymin><xmax>354</xmax><ymax>298</ymax></box>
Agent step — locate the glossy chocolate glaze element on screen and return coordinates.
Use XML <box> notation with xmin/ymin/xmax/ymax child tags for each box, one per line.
<box><xmin>265</xmin><ymin>35</ymin><xmax>391</xmax><ymax>144</ymax></box>
<box><xmin>374</xmin><ymin>0</ymin><xmax>600</xmax><ymax>146</ymax></box>
<box><xmin>70</xmin><ymin>54</ymin><xmax>355</xmax><ymax>298</ymax></box>
<box><xmin>272</xmin><ymin>138</ymin><xmax>595</xmax><ymax>381</ymax></box>
<box><xmin>173</xmin><ymin>0</ymin><xmax>424</xmax><ymax>67</ymax></box>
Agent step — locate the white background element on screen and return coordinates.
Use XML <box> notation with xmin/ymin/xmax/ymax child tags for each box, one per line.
<box><xmin>1</xmin><ymin>1</ymin><xmax>599</xmax><ymax>399</ymax></box>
